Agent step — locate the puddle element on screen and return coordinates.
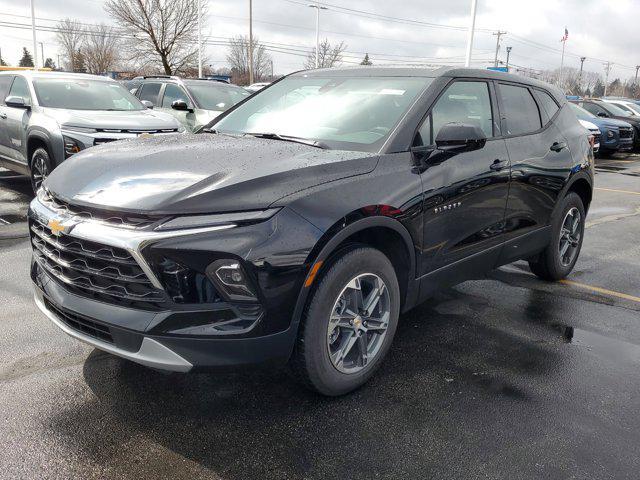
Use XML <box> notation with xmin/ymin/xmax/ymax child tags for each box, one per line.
<box><xmin>553</xmin><ymin>325</ymin><xmax>640</xmax><ymax>364</ymax></box>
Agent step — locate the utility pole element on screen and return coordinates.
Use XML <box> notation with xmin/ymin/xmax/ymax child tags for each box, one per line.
<box><xmin>30</xmin><ymin>0</ymin><xmax>38</xmax><ymax>70</ymax></box>
<box><xmin>197</xmin><ymin>0</ymin><xmax>202</xmax><ymax>78</ymax></box>
<box><xmin>603</xmin><ymin>61</ymin><xmax>612</xmax><ymax>97</ymax></box>
<box><xmin>39</xmin><ymin>42</ymin><xmax>44</xmax><ymax>68</ymax></box>
<box><xmin>464</xmin><ymin>0</ymin><xmax>478</xmax><ymax>68</ymax></box>
<box><xmin>249</xmin><ymin>0</ymin><xmax>254</xmax><ymax>85</ymax></box>
<box><xmin>492</xmin><ymin>31</ymin><xmax>507</xmax><ymax>68</ymax></box>
<box><xmin>309</xmin><ymin>2</ymin><xmax>328</xmax><ymax>69</ymax></box>
<box><xmin>505</xmin><ymin>46</ymin><xmax>512</xmax><ymax>70</ymax></box>
<box><xmin>635</xmin><ymin>65</ymin><xmax>640</xmax><ymax>85</ymax></box>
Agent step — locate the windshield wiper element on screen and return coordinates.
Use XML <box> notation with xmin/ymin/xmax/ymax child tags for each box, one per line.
<box><xmin>246</xmin><ymin>132</ymin><xmax>329</xmax><ymax>149</ymax></box>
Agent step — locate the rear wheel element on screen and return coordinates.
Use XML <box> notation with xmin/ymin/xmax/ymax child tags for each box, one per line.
<box><xmin>30</xmin><ymin>147</ymin><xmax>53</xmax><ymax>193</ymax></box>
<box><xmin>291</xmin><ymin>247</ymin><xmax>400</xmax><ymax>396</ymax></box>
<box><xmin>529</xmin><ymin>192</ymin><xmax>585</xmax><ymax>281</ymax></box>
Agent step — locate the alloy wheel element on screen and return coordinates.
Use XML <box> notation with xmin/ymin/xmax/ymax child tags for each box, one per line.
<box><xmin>31</xmin><ymin>154</ymin><xmax>49</xmax><ymax>191</ymax></box>
<box><xmin>558</xmin><ymin>207</ymin><xmax>582</xmax><ymax>267</ymax></box>
<box><xmin>327</xmin><ymin>273</ymin><xmax>391</xmax><ymax>374</ymax></box>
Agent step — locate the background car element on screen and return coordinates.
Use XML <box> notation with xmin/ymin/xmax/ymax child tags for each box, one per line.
<box><xmin>0</xmin><ymin>71</ymin><xmax>183</xmax><ymax>191</ymax></box>
<box><xmin>577</xmin><ymin>99</ymin><xmax>639</xmax><ymax>150</ymax></box>
<box><xmin>568</xmin><ymin>101</ymin><xmax>633</xmax><ymax>155</ymax></box>
<box><xmin>602</xmin><ymin>98</ymin><xmax>640</xmax><ymax>116</ymax></box>
<box><xmin>133</xmin><ymin>76</ymin><xmax>250</xmax><ymax>132</ymax></box>
<box><xmin>577</xmin><ymin>118</ymin><xmax>600</xmax><ymax>153</ymax></box>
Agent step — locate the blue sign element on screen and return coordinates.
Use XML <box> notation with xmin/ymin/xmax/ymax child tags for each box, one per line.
<box><xmin>487</xmin><ymin>66</ymin><xmax>508</xmax><ymax>72</ymax></box>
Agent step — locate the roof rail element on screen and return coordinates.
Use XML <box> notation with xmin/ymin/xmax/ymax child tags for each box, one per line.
<box><xmin>142</xmin><ymin>75</ymin><xmax>181</xmax><ymax>80</ymax></box>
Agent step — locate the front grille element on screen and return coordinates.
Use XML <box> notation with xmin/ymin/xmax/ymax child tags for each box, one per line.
<box><xmin>45</xmin><ymin>297</ymin><xmax>114</xmax><ymax>344</ymax></box>
<box><xmin>619</xmin><ymin>127</ymin><xmax>633</xmax><ymax>139</ymax></box>
<box><xmin>39</xmin><ymin>190</ymin><xmax>165</xmax><ymax>229</ymax></box>
<box><xmin>94</xmin><ymin>138</ymin><xmax>118</xmax><ymax>146</ymax></box>
<box><xmin>30</xmin><ymin>220</ymin><xmax>168</xmax><ymax>310</ymax></box>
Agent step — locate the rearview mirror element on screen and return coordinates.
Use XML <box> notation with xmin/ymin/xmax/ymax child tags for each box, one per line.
<box><xmin>171</xmin><ymin>100</ymin><xmax>191</xmax><ymax>112</ymax></box>
<box><xmin>5</xmin><ymin>96</ymin><xmax>30</xmax><ymax>109</ymax></box>
<box><xmin>435</xmin><ymin>123</ymin><xmax>487</xmax><ymax>152</ymax></box>
<box><xmin>141</xmin><ymin>100</ymin><xmax>154</xmax><ymax>109</ymax></box>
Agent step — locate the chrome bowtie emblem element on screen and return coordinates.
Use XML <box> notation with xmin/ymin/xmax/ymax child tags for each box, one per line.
<box><xmin>47</xmin><ymin>218</ymin><xmax>75</xmax><ymax>236</ymax></box>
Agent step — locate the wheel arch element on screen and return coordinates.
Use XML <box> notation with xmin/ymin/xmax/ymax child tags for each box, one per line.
<box><xmin>290</xmin><ymin>214</ymin><xmax>419</xmax><ymax>335</ymax></box>
<box><xmin>564</xmin><ymin>173</ymin><xmax>593</xmax><ymax>213</ymax></box>
<box><xmin>26</xmin><ymin>132</ymin><xmax>53</xmax><ymax>167</ymax></box>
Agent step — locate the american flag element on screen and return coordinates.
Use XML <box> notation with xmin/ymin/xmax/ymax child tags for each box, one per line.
<box><xmin>561</xmin><ymin>28</ymin><xmax>569</xmax><ymax>42</ymax></box>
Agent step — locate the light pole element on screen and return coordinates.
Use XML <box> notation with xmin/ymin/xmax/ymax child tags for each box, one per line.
<box><xmin>635</xmin><ymin>65</ymin><xmax>640</xmax><ymax>85</ymax></box>
<box><xmin>464</xmin><ymin>0</ymin><xmax>478</xmax><ymax>68</ymax></box>
<box><xmin>249</xmin><ymin>0</ymin><xmax>254</xmax><ymax>84</ymax></box>
<box><xmin>309</xmin><ymin>2</ymin><xmax>328</xmax><ymax>69</ymax></box>
<box><xmin>30</xmin><ymin>0</ymin><xmax>38</xmax><ymax>69</ymax></box>
<box><xmin>39</xmin><ymin>42</ymin><xmax>44</xmax><ymax>68</ymax></box>
<box><xmin>603</xmin><ymin>61</ymin><xmax>612</xmax><ymax>96</ymax></box>
<box><xmin>197</xmin><ymin>0</ymin><xmax>202</xmax><ymax>78</ymax></box>
<box><xmin>505</xmin><ymin>46</ymin><xmax>512</xmax><ymax>70</ymax></box>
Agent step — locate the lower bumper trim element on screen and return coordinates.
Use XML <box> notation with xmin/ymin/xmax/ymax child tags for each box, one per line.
<box><xmin>34</xmin><ymin>289</ymin><xmax>193</xmax><ymax>372</ymax></box>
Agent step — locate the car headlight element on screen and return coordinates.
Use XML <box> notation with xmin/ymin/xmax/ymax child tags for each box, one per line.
<box><xmin>154</xmin><ymin>208</ymin><xmax>280</xmax><ymax>231</ymax></box>
<box><xmin>607</xmin><ymin>130</ymin><xmax>615</xmax><ymax>139</ymax></box>
<box><xmin>63</xmin><ymin>135</ymin><xmax>83</xmax><ymax>158</ymax></box>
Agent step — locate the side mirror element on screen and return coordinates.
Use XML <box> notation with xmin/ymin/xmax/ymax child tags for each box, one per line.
<box><xmin>597</xmin><ymin>111</ymin><xmax>608</xmax><ymax>117</ymax></box>
<box><xmin>435</xmin><ymin>123</ymin><xmax>487</xmax><ymax>152</ymax></box>
<box><xmin>141</xmin><ymin>100</ymin><xmax>154</xmax><ymax>109</ymax></box>
<box><xmin>171</xmin><ymin>99</ymin><xmax>191</xmax><ymax>112</ymax></box>
<box><xmin>5</xmin><ymin>96</ymin><xmax>30</xmax><ymax>109</ymax></box>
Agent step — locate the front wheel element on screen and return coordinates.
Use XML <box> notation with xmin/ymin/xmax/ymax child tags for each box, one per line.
<box><xmin>30</xmin><ymin>147</ymin><xmax>53</xmax><ymax>193</ymax></box>
<box><xmin>529</xmin><ymin>192</ymin><xmax>585</xmax><ymax>281</ymax></box>
<box><xmin>291</xmin><ymin>247</ymin><xmax>400</xmax><ymax>396</ymax></box>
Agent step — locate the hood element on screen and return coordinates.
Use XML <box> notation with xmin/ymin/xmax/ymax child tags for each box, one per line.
<box><xmin>593</xmin><ymin>117</ymin><xmax>634</xmax><ymax>129</ymax></box>
<box><xmin>44</xmin><ymin>134</ymin><xmax>378</xmax><ymax>214</ymax></box>
<box><xmin>42</xmin><ymin>108</ymin><xmax>181</xmax><ymax>130</ymax></box>
<box><xmin>578</xmin><ymin>119</ymin><xmax>598</xmax><ymax>132</ymax></box>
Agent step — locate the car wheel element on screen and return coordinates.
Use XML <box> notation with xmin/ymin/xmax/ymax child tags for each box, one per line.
<box><xmin>30</xmin><ymin>147</ymin><xmax>53</xmax><ymax>193</ymax></box>
<box><xmin>528</xmin><ymin>192</ymin><xmax>585</xmax><ymax>281</ymax></box>
<box><xmin>291</xmin><ymin>246</ymin><xmax>400</xmax><ymax>396</ymax></box>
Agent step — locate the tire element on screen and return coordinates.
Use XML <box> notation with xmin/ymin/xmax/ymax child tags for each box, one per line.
<box><xmin>291</xmin><ymin>246</ymin><xmax>401</xmax><ymax>396</ymax></box>
<box><xmin>30</xmin><ymin>147</ymin><xmax>53</xmax><ymax>193</ymax></box>
<box><xmin>528</xmin><ymin>192</ymin><xmax>585</xmax><ymax>281</ymax></box>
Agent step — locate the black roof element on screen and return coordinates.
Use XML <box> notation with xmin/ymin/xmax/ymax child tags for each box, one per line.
<box><xmin>292</xmin><ymin>66</ymin><xmax>565</xmax><ymax>102</ymax></box>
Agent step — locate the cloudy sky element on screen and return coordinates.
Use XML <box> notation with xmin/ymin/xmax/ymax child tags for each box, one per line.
<box><xmin>1</xmin><ymin>0</ymin><xmax>639</xmax><ymax>81</ymax></box>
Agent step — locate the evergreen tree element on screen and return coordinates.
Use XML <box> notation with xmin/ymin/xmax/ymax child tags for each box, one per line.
<box><xmin>19</xmin><ymin>47</ymin><xmax>34</xmax><ymax>67</ymax></box>
<box><xmin>44</xmin><ymin>58</ymin><xmax>56</xmax><ymax>70</ymax></box>
<box><xmin>0</xmin><ymin>54</ymin><xmax>6</xmax><ymax>66</ymax></box>
<box><xmin>593</xmin><ymin>79</ymin><xmax>605</xmax><ymax>98</ymax></box>
<box><xmin>360</xmin><ymin>53</ymin><xmax>372</xmax><ymax>66</ymax></box>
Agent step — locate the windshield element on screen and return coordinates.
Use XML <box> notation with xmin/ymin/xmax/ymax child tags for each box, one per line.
<box><xmin>186</xmin><ymin>82</ymin><xmax>250</xmax><ymax>111</ymax></box>
<box><xmin>569</xmin><ymin>102</ymin><xmax>596</xmax><ymax>120</ymax></box>
<box><xmin>33</xmin><ymin>78</ymin><xmax>144</xmax><ymax>111</ymax></box>
<box><xmin>212</xmin><ymin>75</ymin><xmax>433</xmax><ymax>152</ymax></box>
<box><xmin>619</xmin><ymin>102</ymin><xmax>640</xmax><ymax>115</ymax></box>
<box><xmin>602</xmin><ymin>102</ymin><xmax>632</xmax><ymax>117</ymax></box>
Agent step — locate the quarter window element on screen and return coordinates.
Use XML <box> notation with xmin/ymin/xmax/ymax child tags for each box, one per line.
<box><xmin>416</xmin><ymin>81</ymin><xmax>493</xmax><ymax>146</ymax></box>
<box><xmin>8</xmin><ymin>76</ymin><xmax>31</xmax><ymax>105</ymax></box>
<box><xmin>138</xmin><ymin>82</ymin><xmax>162</xmax><ymax>106</ymax></box>
<box><xmin>499</xmin><ymin>84</ymin><xmax>542</xmax><ymax>135</ymax></box>
<box><xmin>534</xmin><ymin>90</ymin><xmax>559</xmax><ymax>125</ymax></box>
<box><xmin>162</xmin><ymin>84</ymin><xmax>190</xmax><ymax>108</ymax></box>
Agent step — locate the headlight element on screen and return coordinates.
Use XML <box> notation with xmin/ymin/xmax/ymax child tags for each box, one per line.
<box><xmin>154</xmin><ymin>209</ymin><xmax>280</xmax><ymax>231</ymax></box>
<box><xmin>63</xmin><ymin>135</ymin><xmax>83</xmax><ymax>158</ymax></box>
<box><xmin>607</xmin><ymin>130</ymin><xmax>615</xmax><ymax>139</ymax></box>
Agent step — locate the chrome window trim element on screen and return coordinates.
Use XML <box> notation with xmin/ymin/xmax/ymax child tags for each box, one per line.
<box><xmin>29</xmin><ymin>197</ymin><xmax>235</xmax><ymax>290</ymax></box>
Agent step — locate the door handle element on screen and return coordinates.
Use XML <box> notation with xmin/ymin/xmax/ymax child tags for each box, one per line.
<box><xmin>490</xmin><ymin>159</ymin><xmax>509</xmax><ymax>171</ymax></box>
<box><xmin>550</xmin><ymin>141</ymin><xmax>567</xmax><ymax>152</ymax></box>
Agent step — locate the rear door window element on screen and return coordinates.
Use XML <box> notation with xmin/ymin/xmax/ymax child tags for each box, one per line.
<box><xmin>416</xmin><ymin>80</ymin><xmax>493</xmax><ymax>146</ymax></box>
<box><xmin>498</xmin><ymin>84</ymin><xmax>542</xmax><ymax>135</ymax></box>
<box><xmin>138</xmin><ymin>82</ymin><xmax>162</xmax><ymax>106</ymax></box>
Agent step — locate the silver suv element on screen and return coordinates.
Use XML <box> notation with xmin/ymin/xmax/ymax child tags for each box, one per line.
<box><xmin>0</xmin><ymin>71</ymin><xmax>184</xmax><ymax>191</ymax></box>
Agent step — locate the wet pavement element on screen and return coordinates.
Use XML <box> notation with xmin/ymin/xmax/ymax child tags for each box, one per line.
<box><xmin>1</xmin><ymin>157</ymin><xmax>640</xmax><ymax>479</ymax></box>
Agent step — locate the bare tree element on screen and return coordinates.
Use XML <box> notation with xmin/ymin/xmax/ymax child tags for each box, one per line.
<box><xmin>105</xmin><ymin>0</ymin><xmax>202</xmax><ymax>75</ymax></box>
<box><xmin>55</xmin><ymin>18</ymin><xmax>85</xmax><ymax>71</ymax></box>
<box><xmin>226</xmin><ymin>35</ymin><xmax>273</xmax><ymax>85</ymax></box>
<box><xmin>83</xmin><ymin>24</ymin><xmax>119</xmax><ymax>74</ymax></box>
<box><xmin>304</xmin><ymin>39</ymin><xmax>346</xmax><ymax>69</ymax></box>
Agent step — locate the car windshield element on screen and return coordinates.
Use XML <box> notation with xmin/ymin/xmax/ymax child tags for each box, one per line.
<box><xmin>33</xmin><ymin>78</ymin><xmax>144</xmax><ymax>111</ymax></box>
<box><xmin>212</xmin><ymin>75</ymin><xmax>433</xmax><ymax>151</ymax></box>
<box><xmin>602</xmin><ymin>102</ymin><xmax>632</xmax><ymax>117</ymax></box>
<box><xmin>186</xmin><ymin>81</ymin><xmax>250</xmax><ymax>111</ymax></box>
<box><xmin>619</xmin><ymin>103</ymin><xmax>640</xmax><ymax>115</ymax></box>
<box><xmin>569</xmin><ymin>102</ymin><xmax>596</xmax><ymax>120</ymax></box>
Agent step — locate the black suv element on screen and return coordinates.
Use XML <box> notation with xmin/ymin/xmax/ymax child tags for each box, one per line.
<box><xmin>29</xmin><ymin>67</ymin><xmax>593</xmax><ymax>396</ymax></box>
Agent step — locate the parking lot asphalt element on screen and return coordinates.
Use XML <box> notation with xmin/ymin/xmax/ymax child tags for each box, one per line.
<box><xmin>1</xmin><ymin>157</ymin><xmax>639</xmax><ymax>480</ymax></box>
